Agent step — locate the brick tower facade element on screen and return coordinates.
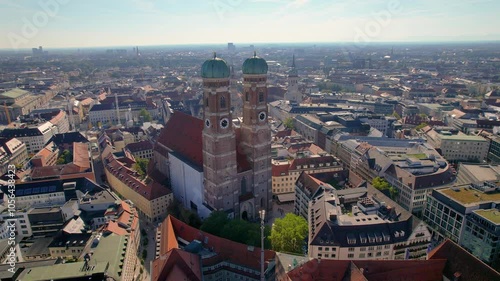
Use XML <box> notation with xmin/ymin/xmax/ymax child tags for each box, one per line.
<box><xmin>240</xmin><ymin>52</ymin><xmax>273</xmax><ymax>213</ymax></box>
<box><xmin>201</xmin><ymin>54</ymin><xmax>239</xmax><ymax>215</ymax></box>
<box><xmin>198</xmin><ymin>53</ymin><xmax>272</xmax><ymax>220</ymax></box>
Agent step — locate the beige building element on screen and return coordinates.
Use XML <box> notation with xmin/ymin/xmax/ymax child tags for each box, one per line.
<box><xmin>0</xmin><ymin>137</ymin><xmax>28</xmax><ymax>173</ymax></box>
<box><xmin>423</xmin><ymin>127</ymin><xmax>489</xmax><ymax>162</ymax></box>
<box><xmin>0</xmin><ymin>88</ymin><xmax>43</xmax><ymax>124</ymax></box>
<box><xmin>272</xmin><ymin>156</ymin><xmax>343</xmax><ymax>195</ymax></box>
<box><xmin>102</xmin><ymin>145</ymin><xmax>173</xmax><ymax>223</ymax></box>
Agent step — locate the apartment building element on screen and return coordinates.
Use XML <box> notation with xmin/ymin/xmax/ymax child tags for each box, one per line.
<box><xmin>294</xmin><ymin>172</ymin><xmax>335</xmax><ymax>219</ymax></box>
<box><xmin>330</xmin><ymin>135</ymin><xmax>455</xmax><ymax>213</ymax></box>
<box><xmin>0</xmin><ymin>121</ymin><xmax>58</xmax><ymax>154</ymax></box>
<box><xmin>423</xmin><ymin>127</ymin><xmax>489</xmax><ymax>162</ymax></box>
<box><xmin>102</xmin><ymin>145</ymin><xmax>173</xmax><ymax>223</ymax></box>
<box><xmin>0</xmin><ymin>137</ymin><xmax>28</xmax><ymax>173</ymax></box>
<box><xmin>271</xmin><ymin>156</ymin><xmax>344</xmax><ymax>196</ymax></box>
<box><xmin>423</xmin><ymin>181</ymin><xmax>500</xmax><ymax>265</ymax></box>
<box><xmin>30</xmin><ymin>141</ymin><xmax>59</xmax><ymax>167</ymax></box>
<box><xmin>124</xmin><ymin>140</ymin><xmax>153</xmax><ymax>160</ymax></box>
<box><xmin>308</xmin><ymin>186</ymin><xmax>431</xmax><ymax>261</ymax></box>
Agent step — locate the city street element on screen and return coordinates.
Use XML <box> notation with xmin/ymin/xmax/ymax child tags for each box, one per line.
<box><xmin>134</xmin><ymin>222</ymin><xmax>157</xmax><ymax>281</ymax></box>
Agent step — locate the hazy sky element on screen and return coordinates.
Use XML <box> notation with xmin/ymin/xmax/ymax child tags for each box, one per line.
<box><xmin>1</xmin><ymin>0</ymin><xmax>499</xmax><ymax>49</ymax></box>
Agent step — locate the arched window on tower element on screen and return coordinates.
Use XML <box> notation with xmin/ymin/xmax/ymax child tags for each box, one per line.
<box><xmin>241</xmin><ymin>177</ymin><xmax>247</xmax><ymax>195</ymax></box>
<box><xmin>246</xmin><ymin>92</ymin><xmax>249</xmax><ymax>102</ymax></box>
<box><xmin>220</xmin><ymin>96</ymin><xmax>226</xmax><ymax>108</ymax></box>
<box><xmin>261</xmin><ymin>197</ymin><xmax>265</xmax><ymax>209</ymax></box>
<box><xmin>205</xmin><ymin>98</ymin><xmax>209</xmax><ymax>107</ymax></box>
<box><xmin>259</xmin><ymin>92</ymin><xmax>264</xmax><ymax>103</ymax></box>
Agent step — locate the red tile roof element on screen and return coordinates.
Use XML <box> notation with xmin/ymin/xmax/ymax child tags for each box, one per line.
<box><xmin>287</xmin><ymin>259</ymin><xmax>446</xmax><ymax>281</ymax></box>
<box><xmin>152</xmin><ymin>248</ymin><xmax>202</xmax><ymax>281</ymax></box>
<box><xmin>157</xmin><ymin>111</ymin><xmax>204</xmax><ymax>168</ymax></box>
<box><xmin>102</xmin><ymin>201</ymin><xmax>138</xmax><ymax>236</ymax></box>
<box><xmin>156</xmin><ymin>215</ymin><xmax>275</xmax><ymax>277</ymax></box>
<box><xmin>272</xmin><ymin>162</ymin><xmax>290</xmax><ymax>177</ymax></box>
<box><xmin>157</xmin><ymin>111</ymin><xmax>251</xmax><ymax>172</ymax></box>
<box><xmin>428</xmin><ymin>239</ymin><xmax>500</xmax><ymax>281</ymax></box>
<box><xmin>125</xmin><ymin>140</ymin><xmax>153</xmax><ymax>153</ymax></box>
<box><xmin>72</xmin><ymin>142</ymin><xmax>90</xmax><ymax>171</ymax></box>
<box><xmin>103</xmin><ymin>149</ymin><xmax>172</xmax><ymax>200</ymax></box>
<box><xmin>289</xmin><ymin>156</ymin><xmax>338</xmax><ymax>170</ymax></box>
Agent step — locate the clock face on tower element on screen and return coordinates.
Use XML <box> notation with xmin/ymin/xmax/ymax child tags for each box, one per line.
<box><xmin>205</xmin><ymin>119</ymin><xmax>211</xmax><ymax>128</ymax></box>
<box><xmin>259</xmin><ymin>112</ymin><xmax>267</xmax><ymax>121</ymax></box>
<box><xmin>220</xmin><ymin>118</ymin><xmax>229</xmax><ymax>129</ymax></box>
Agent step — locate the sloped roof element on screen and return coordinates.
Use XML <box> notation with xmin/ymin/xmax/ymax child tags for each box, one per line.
<box><xmin>428</xmin><ymin>239</ymin><xmax>500</xmax><ymax>281</ymax></box>
<box><xmin>287</xmin><ymin>259</ymin><xmax>446</xmax><ymax>281</ymax></box>
<box><xmin>157</xmin><ymin>111</ymin><xmax>251</xmax><ymax>173</ymax></box>
<box><xmin>152</xmin><ymin>248</ymin><xmax>202</xmax><ymax>281</ymax></box>
<box><xmin>289</xmin><ymin>155</ymin><xmax>338</xmax><ymax>170</ymax></box>
<box><xmin>163</xmin><ymin>215</ymin><xmax>275</xmax><ymax>273</ymax></box>
<box><xmin>157</xmin><ymin>111</ymin><xmax>204</xmax><ymax>168</ymax></box>
<box><xmin>272</xmin><ymin>162</ymin><xmax>290</xmax><ymax>177</ymax></box>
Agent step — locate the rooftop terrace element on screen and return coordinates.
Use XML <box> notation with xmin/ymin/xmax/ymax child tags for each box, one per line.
<box><xmin>474</xmin><ymin>209</ymin><xmax>500</xmax><ymax>225</ymax></box>
<box><xmin>439</xmin><ymin>187</ymin><xmax>500</xmax><ymax>205</ymax></box>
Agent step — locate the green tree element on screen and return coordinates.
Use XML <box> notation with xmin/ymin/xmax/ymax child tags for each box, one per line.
<box><xmin>56</xmin><ymin>150</ymin><xmax>73</xmax><ymax>165</ymax></box>
<box><xmin>415</xmin><ymin>122</ymin><xmax>428</xmax><ymax>130</ymax></box>
<box><xmin>269</xmin><ymin>213</ymin><xmax>308</xmax><ymax>254</ymax></box>
<box><xmin>283</xmin><ymin>117</ymin><xmax>295</xmax><ymax>130</ymax></box>
<box><xmin>391</xmin><ymin>111</ymin><xmax>401</xmax><ymax>119</ymax></box>
<box><xmin>372</xmin><ymin>177</ymin><xmax>398</xmax><ymax>200</ymax></box>
<box><xmin>200</xmin><ymin>211</ymin><xmax>230</xmax><ymax>237</ymax></box>
<box><xmin>142</xmin><ymin>249</ymin><xmax>147</xmax><ymax>260</ymax></box>
<box><xmin>372</xmin><ymin>177</ymin><xmax>391</xmax><ymax>191</ymax></box>
<box><xmin>139</xmin><ymin>108</ymin><xmax>152</xmax><ymax>122</ymax></box>
<box><xmin>133</xmin><ymin>158</ymin><xmax>149</xmax><ymax>179</ymax></box>
<box><xmin>220</xmin><ymin>219</ymin><xmax>271</xmax><ymax>248</ymax></box>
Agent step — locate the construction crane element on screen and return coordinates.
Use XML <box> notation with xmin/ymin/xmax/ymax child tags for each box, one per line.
<box><xmin>4</xmin><ymin>101</ymin><xmax>11</xmax><ymax>124</ymax></box>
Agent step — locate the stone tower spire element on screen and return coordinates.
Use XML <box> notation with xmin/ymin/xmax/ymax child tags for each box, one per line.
<box><xmin>285</xmin><ymin>55</ymin><xmax>301</xmax><ymax>104</ymax></box>
<box><xmin>113</xmin><ymin>88</ymin><xmax>121</xmax><ymax>126</ymax></box>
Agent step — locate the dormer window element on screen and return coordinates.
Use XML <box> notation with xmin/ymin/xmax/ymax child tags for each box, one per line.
<box><xmin>259</xmin><ymin>92</ymin><xmax>264</xmax><ymax>103</ymax></box>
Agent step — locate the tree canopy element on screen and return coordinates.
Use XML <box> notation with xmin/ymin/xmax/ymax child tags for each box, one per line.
<box><xmin>56</xmin><ymin>149</ymin><xmax>73</xmax><ymax>165</ymax></box>
<box><xmin>372</xmin><ymin>177</ymin><xmax>398</xmax><ymax>199</ymax></box>
<box><xmin>133</xmin><ymin>158</ymin><xmax>149</xmax><ymax>179</ymax></box>
<box><xmin>391</xmin><ymin>111</ymin><xmax>401</xmax><ymax>119</ymax></box>
<box><xmin>415</xmin><ymin>122</ymin><xmax>428</xmax><ymax>130</ymax></box>
<box><xmin>269</xmin><ymin>213</ymin><xmax>308</xmax><ymax>254</ymax></box>
<box><xmin>283</xmin><ymin>117</ymin><xmax>295</xmax><ymax>130</ymax></box>
<box><xmin>200</xmin><ymin>211</ymin><xmax>271</xmax><ymax>248</ymax></box>
<box><xmin>139</xmin><ymin>108</ymin><xmax>152</xmax><ymax>122</ymax></box>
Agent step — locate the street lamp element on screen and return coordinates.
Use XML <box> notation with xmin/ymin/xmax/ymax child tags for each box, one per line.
<box><xmin>259</xmin><ymin>209</ymin><xmax>266</xmax><ymax>281</ymax></box>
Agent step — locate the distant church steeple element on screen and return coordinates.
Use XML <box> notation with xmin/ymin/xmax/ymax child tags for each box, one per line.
<box><xmin>285</xmin><ymin>55</ymin><xmax>301</xmax><ymax>104</ymax></box>
<box><xmin>113</xmin><ymin>88</ymin><xmax>121</xmax><ymax>126</ymax></box>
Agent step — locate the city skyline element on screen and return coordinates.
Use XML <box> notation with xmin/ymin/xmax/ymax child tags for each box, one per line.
<box><xmin>1</xmin><ymin>0</ymin><xmax>500</xmax><ymax>49</ymax></box>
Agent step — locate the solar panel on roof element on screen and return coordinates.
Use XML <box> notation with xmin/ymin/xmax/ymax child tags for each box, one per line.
<box><xmin>16</xmin><ymin>189</ymin><xmax>23</xmax><ymax>196</ymax></box>
<box><xmin>32</xmin><ymin>187</ymin><xmax>40</xmax><ymax>194</ymax></box>
<box><xmin>48</xmin><ymin>186</ymin><xmax>57</xmax><ymax>192</ymax></box>
<box><xmin>24</xmin><ymin>188</ymin><xmax>32</xmax><ymax>195</ymax></box>
<box><xmin>40</xmin><ymin>187</ymin><xmax>48</xmax><ymax>193</ymax></box>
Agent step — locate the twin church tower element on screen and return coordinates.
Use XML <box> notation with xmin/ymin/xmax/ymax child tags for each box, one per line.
<box><xmin>201</xmin><ymin>52</ymin><xmax>272</xmax><ymax>220</ymax></box>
